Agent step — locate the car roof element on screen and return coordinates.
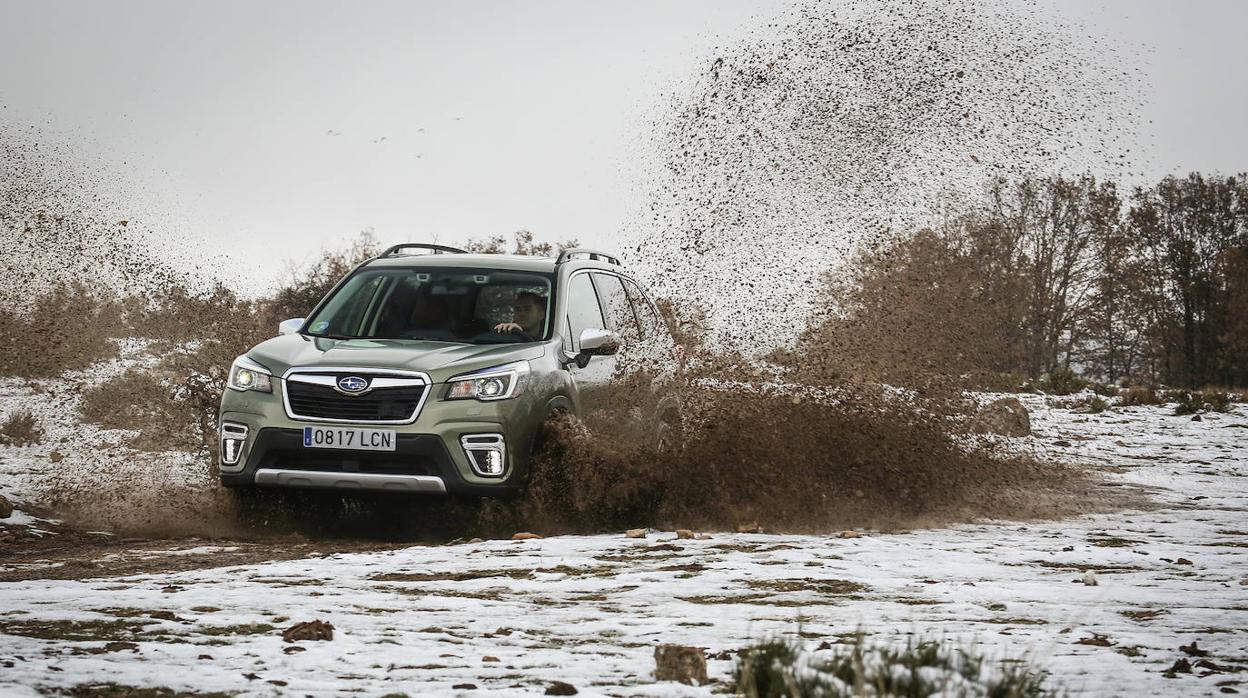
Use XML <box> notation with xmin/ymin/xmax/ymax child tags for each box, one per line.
<box><xmin>363</xmin><ymin>253</ymin><xmax>625</xmax><ymax>276</ymax></box>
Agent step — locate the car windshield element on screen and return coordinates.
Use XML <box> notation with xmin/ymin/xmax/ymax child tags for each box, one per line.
<box><xmin>303</xmin><ymin>267</ymin><xmax>553</xmax><ymax>344</ymax></box>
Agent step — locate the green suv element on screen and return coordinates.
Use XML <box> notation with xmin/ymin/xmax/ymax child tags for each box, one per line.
<box><xmin>218</xmin><ymin>244</ymin><xmax>681</xmax><ymax>498</ymax></box>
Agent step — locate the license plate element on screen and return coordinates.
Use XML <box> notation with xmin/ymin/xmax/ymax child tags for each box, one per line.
<box><xmin>302</xmin><ymin>426</ymin><xmax>396</xmax><ymax>451</ymax></box>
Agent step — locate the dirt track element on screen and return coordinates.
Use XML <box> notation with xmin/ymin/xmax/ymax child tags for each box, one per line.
<box><xmin>0</xmin><ymin>515</ymin><xmax>404</xmax><ymax>583</ymax></box>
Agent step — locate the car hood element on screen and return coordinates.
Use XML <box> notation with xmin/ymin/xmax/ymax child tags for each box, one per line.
<box><xmin>246</xmin><ymin>334</ymin><xmax>547</xmax><ymax>383</ymax></box>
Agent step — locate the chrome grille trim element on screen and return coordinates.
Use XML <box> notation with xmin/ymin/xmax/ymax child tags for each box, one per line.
<box><xmin>287</xmin><ymin>374</ymin><xmax>424</xmax><ymax>390</ymax></box>
<box><xmin>281</xmin><ymin>366</ymin><xmax>433</xmax><ymax>424</ymax></box>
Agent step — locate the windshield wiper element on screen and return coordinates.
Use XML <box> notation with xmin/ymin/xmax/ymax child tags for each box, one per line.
<box><xmin>400</xmin><ymin>335</ymin><xmax>465</xmax><ymax>343</ymax></box>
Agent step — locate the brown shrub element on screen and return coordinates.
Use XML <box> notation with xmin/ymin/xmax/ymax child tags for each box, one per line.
<box><xmin>1025</xmin><ymin>368</ymin><xmax>1089</xmax><ymax>396</ymax></box>
<box><xmin>1168</xmin><ymin>390</ymin><xmax>1203</xmax><ymax>416</ymax></box>
<box><xmin>1079</xmin><ymin>395</ymin><xmax>1110</xmax><ymax>414</ymax></box>
<box><xmin>126</xmin><ymin>283</ymin><xmax>260</xmax><ymax>343</ymax></box>
<box><xmin>463</xmin><ymin>230</ymin><xmax>578</xmax><ymax>257</ymax></box>
<box><xmin>68</xmin><ymin>233</ymin><xmax>384</xmax><ymax>460</ymax></box>
<box><xmin>78</xmin><ymin>368</ymin><xmax>198</xmax><ymax>451</ymax></box>
<box><xmin>108</xmin><ymin>285</ymin><xmax>275</xmax><ymax>456</ymax></box>
<box><xmin>264</xmin><ymin>230</ymin><xmax>381</xmax><ymax>322</ymax></box>
<box><xmin>0</xmin><ymin>408</ymin><xmax>43</xmax><ymax>446</ymax></box>
<box><xmin>1119</xmin><ymin>385</ymin><xmax>1158</xmax><ymax>406</ymax></box>
<box><xmin>0</xmin><ymin>283</ymin><xmax>124</xmax><ymax>378</ymax></box>
<box><xmin>790</xmin><ymin>222</ymin><xmax>1029</xmax><ymax>392</ymax></box>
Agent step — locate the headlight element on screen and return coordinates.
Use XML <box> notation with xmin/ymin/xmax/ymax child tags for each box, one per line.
<box><xmin>445</xmin><ymin>361</ymin><xmax>530</xmax><ymax>401</ymax></box>
<box><xmin>227</xmin><ymin>355</ymin><xmax>273</xmax><ymax>393</ymax></box>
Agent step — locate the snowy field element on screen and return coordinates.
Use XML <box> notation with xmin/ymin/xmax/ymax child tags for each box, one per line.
<box><xmin>1</xmin><ymin>390</ymin><xmax>1246</xmax><ymax>696</ymax></box>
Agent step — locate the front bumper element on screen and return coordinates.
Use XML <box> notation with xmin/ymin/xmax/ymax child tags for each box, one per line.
<box><xmin>218</xmin><ymin>376</ymin><xmax>545</xmax><ymax>497</ymax></box>
<box><xmin>218</xmin><ymin>427</ymin><xmax>518</xmax><ymax>497</ymax></box>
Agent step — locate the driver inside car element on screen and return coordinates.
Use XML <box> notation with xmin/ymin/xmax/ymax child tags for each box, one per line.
<box><xmin>492</xmin><ymin>291</ymin><xmax>547</xmax><ymax>340</ymax></box>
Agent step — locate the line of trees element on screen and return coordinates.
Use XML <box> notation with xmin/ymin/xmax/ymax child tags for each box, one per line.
<box><xmin>804</xmin><ymin>172</ymin><xmax>1248</xmax><ymax>389</ymax></box>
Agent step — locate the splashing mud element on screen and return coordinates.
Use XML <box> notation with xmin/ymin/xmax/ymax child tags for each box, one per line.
<box><xmin>509</xmin><ymin>385</ymin><xmax>1108</xmax><ymax>535</ymax></box>
<box><xmin>631</xmin><ymin>0</ymin><xmax>1142</xmax><ymax>347</ymax></box>
<box><xmin>0</xmin><ymin>125</ymin><xmax>186</xmax><ymax>305</ymax></box>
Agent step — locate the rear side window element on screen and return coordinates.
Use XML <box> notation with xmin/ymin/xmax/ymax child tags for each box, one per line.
<box><xmin>621</xmin><ymin>278</ymin><xmax>663</xmax><ymax>340</ymax></box>
<box><xmin>564</xmin><ymin>273</ymin><xmax>605</xmax><ymax>352</ymax></box>
<box><xmin>591</xmin><ymin>273</ymin><xmax>642</xmax><ymax>343</ymax></box>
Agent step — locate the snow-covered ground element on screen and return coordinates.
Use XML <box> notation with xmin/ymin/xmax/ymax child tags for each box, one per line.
<box><xmin>0</xmin><ymin>339</ymin><xmax>213</xmax><ymax>522</ymax></box>
<box><xmin>1</xmin><ymin>392</ymin><xmax>1245</xmax><ymax>696</ymax></box>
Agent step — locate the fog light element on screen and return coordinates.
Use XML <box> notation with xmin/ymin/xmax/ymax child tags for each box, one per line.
<box><xmin>477</xmin><ymin>449</ymin><xmax>503</xmax><ymax>474</ymax></box>
<box><xmin>460</xmin><ymin>434</ymin><xmax>506</xmax><ymax>477</ymax></box>
<box><xmin>220</xmin><ymin>423</ymin><xmax>249</xmax><ymax>466</ymax></box>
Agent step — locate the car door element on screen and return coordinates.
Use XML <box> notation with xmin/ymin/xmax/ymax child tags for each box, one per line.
<box><xmin>588</xmin><ymin>272</ymin><xmax>658</xmax><ymax>437</ymax></box>
<box><xmin>563</xmin><ymin>272</ymin><xmax>616</xmax><ymax>423</ymax></box>
<box><xmin>620</xmin><ymin>276</ymin><xmax>679</xmax><ymax>374</ymax></box>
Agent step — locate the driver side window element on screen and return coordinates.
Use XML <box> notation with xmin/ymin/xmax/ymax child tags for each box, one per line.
<box><xmin>591</xmin><ymin>273</ymin><xmax>642</xmax><ymax>343</ymax></box>
<box><xmin>564</xmin><ymin>273</ymin><xmax>606</xmax><ymax>353</ymax></box>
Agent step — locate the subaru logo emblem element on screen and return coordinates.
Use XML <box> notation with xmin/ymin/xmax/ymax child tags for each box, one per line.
<box><xmin>337</xmin><ymin>376</ymin><xmax>369</xmax><ymax>394</ymax></box>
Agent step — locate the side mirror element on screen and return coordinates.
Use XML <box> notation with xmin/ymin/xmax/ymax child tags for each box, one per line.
<box><xmin>279</xmin><ymin>318</ymin><xmax>306</xmax><ymax>336</ymax></box>
<box><xmin>578</xmin><ymin>327</ymin><xmax>620</xmax><ymax>357</ymax></box>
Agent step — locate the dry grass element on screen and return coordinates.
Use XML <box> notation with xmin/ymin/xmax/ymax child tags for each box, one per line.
<box><xmin>0</xmin><ymin>408</ymin><xmax>43</xmax><ymax>446</ymax></box>
<box><xmin>1119</xmin><ymin>385</ymin><xmax>1159</xmax><ymax>406</ymax></box>
<box><xmin>78</xmin><ymin>368</ymin><xmax>198</xmax><ymax>452</ymax></box>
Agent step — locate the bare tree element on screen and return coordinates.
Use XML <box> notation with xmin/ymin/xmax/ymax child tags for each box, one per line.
<box><xmin>797</xmin><ymin>172</ymin><xmax>1248</xmax><ymax>390</ymax></box>
<box><xmin>463</xmin><ymin>230</ymin><xmax>579</xmax><ymax>256</ymax></box>
<box><xmin>989</xmin><ymin>176</ymin><xmax>1106</xmax><ymax>377</ymax></box>
<box><xmin>1128</xmin><ymin>174</ymin><xmax>1248</xmax><ymax>387</ymax></box>
<box><xmin>1222</xmin><ymin>246</ymin><xmax>1248</xmax><ymax>386</ymax></box>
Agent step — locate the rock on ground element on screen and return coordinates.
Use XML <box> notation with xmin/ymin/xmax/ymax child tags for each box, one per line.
<box><xmin>655</xmin><ymin>644</ymin><xmax>708</xmax><ymax>685</ymax></box>
<box><xmin>282</xmin><ymin>620</ymin><xmax>334</xmax><ymax>643</ymax></box>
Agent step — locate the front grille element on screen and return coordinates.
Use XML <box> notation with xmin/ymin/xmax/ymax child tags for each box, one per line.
<box><xmin>285</xmin><ymin>381</ymin><xmax>427</xmax><ymax>422</ymax></box>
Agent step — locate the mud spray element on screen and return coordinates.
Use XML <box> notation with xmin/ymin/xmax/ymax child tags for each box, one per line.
<box><xmin>0</xmin><ymin>0</ymin><xmax>1143</xmax><ymax>540</ymax></box>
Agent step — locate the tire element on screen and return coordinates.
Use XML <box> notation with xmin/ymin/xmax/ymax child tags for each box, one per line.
<box><xmin>524</xmin><ymin>410</ymin><xmax>570</xmax><ymax>487</ymax></box>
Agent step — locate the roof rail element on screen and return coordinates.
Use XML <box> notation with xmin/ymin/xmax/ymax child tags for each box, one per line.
<box><xmin>555</xmin><ymin>247</ymin><xmax>621</xmax><ymax>266</ymax></box>
<box><xmin>380</xmin><ymin>243</ymin><xmax>468</xmax><ymax>257</ymax></box>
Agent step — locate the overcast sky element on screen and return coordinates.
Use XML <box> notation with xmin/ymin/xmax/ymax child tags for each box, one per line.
<box><xmin>2</xmin><ymin>0</ymin><xmax>1246</xmax><ymax>289</ymax></box>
